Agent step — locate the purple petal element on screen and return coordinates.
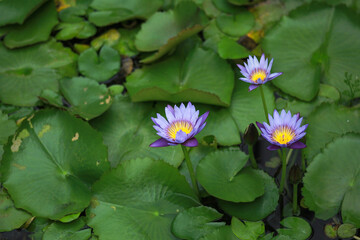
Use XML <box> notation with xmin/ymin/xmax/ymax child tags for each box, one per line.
<box><xmin>175</xmin><ymin>130</ymin><xmax>187</xmax><ymax>143</ymax></box>
<box><xmin>197</xmin><ymin>111</ymin><xmax>209</xmax><ymax>127</ymax></box>
<box><xmin>259</xmin><ymin>54</ymin><xmax>265</xmax><ymax>69</ymax></box>
<box><xmin>267</xmin><ymin>145</ymin><xmax>281</xmax><ymax>151</ymax></box>
<box><xmin>289</xmin><ymin>141</ymin><xmax>306</xmax><ymax>149</ymax></box>
<box><xmin>182</xmin><ymin>138</ymin><xmax>198</xmax><ymax>147</ymax></box>
<box><xmin>240</xmin><ymin>77</ymin><xmax>253</xmax><ymax>84</ymax></box>
<box><xmin>153</xmin><ymin>114</ymin><xmax>169</xmax><ymax>128</ymax></box>
<box><xmin>150</xmin><ymin>138</ymin><xmax>170</xmax><ymax>147</ymax></box>
<box><xmin>273</xmin><ymin>110</ymin><xmax>280</xmax><ymax>125</ymax></box>
<box><xmin>267</xmin><ymin>58</ymin><xmax>274</xmax><ymax>73</ymax></box>
<box><xmin>165</xmin><ymin>105</ymin><xmax>175</xmax><ymax>123</ymax></box>
<box><xmin>190</xmin><ymin>110</ymin><xmax>199</xmax><ymax>125</ymax></box>
<box><xmin>256</xmin><ymin>121</ymin><xmax>264</xmax><ymax>130</ymax></box>
<box><xmin>268</xmin><ymin>72</ymin><xmax>282</xmax><ymax>80</ymax></box>
<box><xmin>237</xmin><ymin>64</ymin><xmax>247</xmax><ymax>73</ymax></box>
<box><xmin>248</xmin><ymin>84</ymin><xmax>259</xmax><ymax>91</ymax></box>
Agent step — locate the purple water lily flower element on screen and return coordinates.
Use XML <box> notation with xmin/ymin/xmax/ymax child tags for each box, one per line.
<box><xmin>256</xmin><ymin>109</ymin><xmax>308</xmax><ymax>151</ymax></box>
<box><xmin>150</xmin><ymin>102</ymin><xmax>209</xmax><ymax>147</ymax></box>
<box><xmin>237</xmin><ymin>54</ymin><xmax>283</xmax><ymax>91</ymax></box>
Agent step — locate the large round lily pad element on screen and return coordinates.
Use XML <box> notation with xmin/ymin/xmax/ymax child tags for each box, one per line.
<box><xmin>1</xmin><ymin>109</ymin><xmax>110</xmax><ymax>220</ymax></box>
<box><xmin>197</xmin><ymin>150</ymin><xmax>265</xmax><ymax>202</ymax></box>
<box><xmin>219</xmin><ymin>170</ymin><xmax>279</xmax><ymax>221</ymax></box>
<box><xmin>0</xmin><ymin>39</ymin><xmax>77</xmax><ymax>106</ymax></box>
<box><xmin>303</xmin><ymin>134</ymin><xmax>360</xmax><ymax>227</ymax></box>
<box><xmin>87</xmin><ymin>158</ymin><xmax>199</xmax><ymax>240</ymax></box>
<box><xmin>90</xmin><ymin>96</ymin><xmax>184</xmax><ymax>168</ymax></box>
<box><xmin>262</xmin><ymin>3</ymin><xmax>360</xmax><ymax>101</ymax></box>
<box><xmin>126</xmin><ymin>43</ymin><xmax>235</xmax><ymax>107</ymax></box>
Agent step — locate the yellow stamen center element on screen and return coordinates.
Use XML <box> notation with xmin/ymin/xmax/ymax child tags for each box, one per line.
<box><xmin>167</xmin><ymin>121</ymin><xmax>193</xmax><ymax>140</ymax></box>
<box><xmin>251</xmin><ymin>69</ymin><xmax>267</xmax><ymax>83</ymax></box>
<box><xmin>272</xmin><ymin>126</ymin><xmax>295</xmax><ymax>145</ymax></box>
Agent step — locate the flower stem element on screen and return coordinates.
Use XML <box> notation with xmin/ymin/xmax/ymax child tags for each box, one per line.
<box><xmin>181</xmin><ymin>145</ymin><xmax>199</xmax><ymax>197</ymax></box>
<box><xmin>248</xmin><ymin>145</ymin><xmax>258</xmax><ymax>169</ymax></box>
<box><xmin>292</xmin><ymin>183</ymin><xmax>298</xmax><ymax>215</ymax></box>
<box><xmin>279</xmin><ymin>148</ymin><xmax>287</xmax><ymax>194</ymax></box>
<box><xmin>259</xmin><ymin>85</ymin><xmax>269</xmax><ymax>121</ymax></box>
<box><xmin>301</xmin><ymin>150</ymin><xmax>306</xmax><ymax>172</ymax></box>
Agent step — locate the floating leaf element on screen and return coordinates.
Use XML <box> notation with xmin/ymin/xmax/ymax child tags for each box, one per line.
<box><xmin>0</xmin><ymin>0</ymin><xmax>47</xmax><ymax>26</ymax></box>
<box><xmin>39</xmin><ymin>89</ymin><xmax>64</xmax><ymax>108</ymax></box>
<box><xmin>91</xmin><ymin>29</ymin><xmax>120</xmax><ymax>50</ymax></box>
<box><xmin>78</xmin><ymin>45</ymin><xmax>121</xmax><ymax>82</ymax></box>
<box><xmin>304</xmin><ymin>103</ymin><xmax>360</xmax><ymax>161</ymax></box>
<box><xmin>43</xmin><ymin>217</ymin><xmax>91</xmax><ymax>240</ymax></box>
<box><xmin>262</xmin><ymin>3</ymin><xmax>360</xmax><ymax>101</ymax></box>
<box><xmin>89</xmin><ymin>0</ymin><xmax>163</xmax><ymax>26</ymax></box>
<box><xmin>135</xmin><ymin>1</ymin><xmax>206</xmax><ymax>52</ymax></box>
<box><xmin>0</xmin><ymin>111</ymin><xmax>17</xmax><ymax>145</ymax></box>
<box><xmin>126</xmin><ymin>43</ymin><xmax>234</xmax><ymax>107</ymax></box>
<box><xmin>303</xmin><ymin>134</ymin><xmax>360</xmax><ymax>227</ymax></box>
<box><xmin>0</xmin><ymin>39</ymin><xmax>77</xmax><ymax>106</ymax></box>
<box><xmin>216</xmin><ymin>11</ymin><xmax>255</xmax><ymax>37</ymax></box>
<box><xmin>337</xmin><ymin>223</ymin><xmax>357</xmax><ymax>238</ymax></box>
<box><xmin>219</xmin><ymin>170</ymin><xmax>279</xmax><ymax>221</ymax></box>
<box><xmin>200</xmin><ymin>226</ymin><xmax>239</xmax><ymax>240</ymax></box>
<box><xmin>0</xmin><ymin>189</ymin><xmax>32</xmax><ymax>232</ymax></box>
<box><xmin>55</xmin><ymin>21</ymin><xmax>96</xmax><ymax>40</ymax></box>
<box><xmin>1</xmin><ymin>110</ymin><xmax>110</xmax><ymax>220</ymax></box>
<box><xmin>172</xmin><ymin>206</ymin><xmax>225</xmax><ymax>240</ymax></box>
<box><xmin>87</xmin><ymin>158</ymin><xmax>199</xmax><ymax>240</ymax></box>
<box><xmin>217</xmin><ymin>37</ymin><xmax>250</xmax><ymax>59</ymax></box>
<box><xmin>60</xmin><ymin>77</ymin><xmax>113</xmax><ymax>120</ymax></box>
<box><xmin>227</xmin><ymin>0</ymin><xmax>262</xmax><ymax>6</ymax></box>
<box><xmin>90</xmin><ymin>96</ymin><xmax>184</xmax><ymax>167</ymax></box>
<box><xmin>231</xmin><ymin>217</ymin><xmax>265</xmax><ymax>240</ymax></box>
<box><xmin>3</xmin><ymin>1</ymin><xmax>58</xmax><ymax>49</ymax></box>
<box><xmin>197</xmin><ymin>150</ymin><xmax>265</xmax><ymax>202</ymax></box>
<box><xmin>212</xmin><ymin>0</ymin><xmax>244</xmax><ymax>14</ymax></box>
<box><xmin>276</xmin><ymin>217</ymin><xmax>312</xmax><ymax>240</ymax></box>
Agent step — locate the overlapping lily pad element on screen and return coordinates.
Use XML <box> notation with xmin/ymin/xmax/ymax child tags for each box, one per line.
<box><xmin>231</xmin><ymin>217</ymin><xmax>265</xmax><ymax>240</ymax></box>
<box><xmin>172</xmin><ymin>206</ymin><xmax>225</xmax><ymax>240</ymax></box>
<box><xmin>1</xmin><ymin>109</ymin><xmax>110</xmax><ymax>220</ymax></box>
<box><xmin>42</xmin><ymin>217</ymin><xmax>91</xmax><ymax>240</ymax></box>
<box><xmin>55</xmin><ymin>21</ymin><xmax>97</xmax><ymax>41</ymax></box>
<box><xmin>197</xmin><ymin>150</ymin><xmax>265</xmax><ymax>202</ymax></box>
<box><xmin>60</xmin><ymin>77</ymin><xmax>113</xmax><ymax>120</ymax></box>
<box><xmin>89</xmin><ymin>0</ymin><xmax>163</xmax><ymax>26</ymax></box>
<box><xmin>126</xmin><ymin>43</ymin><xmax>234</xmax><ymax>107</ymax></box>
<box><xmin>0</xmin><ymin>111</ymin><xmax>17</xmax><ymax>145</ymax></box>
<box><xmin>219</xmin><ymin>170</ymin><xmax>279</xmax><ymax>221</ymax></box>
<box><xmin>3</xmin><ymin>1</ymin><xmax>58</xmax><ymax>49</ymax></box>
<box><xmin>90</xmin><ymin>96</ymin><xmax>184</xmax><ymax>167</ymax></box>
<box><xmin>262</xmin><ymin>3</ymin><xmax>360</xmax><ymax>101</ymax></box>
<box><xmin>87</xmin><ymin>158</ymin><xmax>199</xmax><ymax>240</ymax></box>
<box><xmin>216</xmin><ymin>11</ymin><xmax>255</xmax><ymax>37</ymax></box>
<box><xmin>304</xmin><ymin>103</ymin><xmax>360</xmax><ymax>161</ymax></box>
<box><xmin>303</xmin><ymin>134</ymin><xmax>360</xmax><ymax>227</ymax></box>
<box><xmin>0</xmin><ymin>39</ymin><xmax>77</xmax><ymax>106</ymax></box>
<box><xmin>78</xmin><ymin>45</ymin><xmax>120</xmax><ymax>82</ymax></box>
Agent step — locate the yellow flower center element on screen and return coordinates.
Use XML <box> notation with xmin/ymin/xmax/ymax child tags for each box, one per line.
<box><xmin>272</xmin><ymin>126</ymin><xmax>295</xmax><ymax>145</ymax></box>
<box><xmin>167</xmin><ymin>121</ymin><xmax>193</xmax><ymax>140</ymax></box>
<box><xmin>251</xmin><ymin>69</ymin><xmax>267</xmax><ymax>83</ymax></box>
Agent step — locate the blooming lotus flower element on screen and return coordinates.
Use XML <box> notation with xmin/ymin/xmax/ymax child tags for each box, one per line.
<box><xmin>237</xmin><ymin>54</ymin><xmax>283</xmax><ymax>91</ymax></box>
<box><xmin>256</xmin><ymin>109</ymin><xmax>308</xmax><ymax>150</ymax></box>
<box><xmin>150</xmin><ymin>102</ymin><xmax>209</xmax><ymax>147</ymax></box>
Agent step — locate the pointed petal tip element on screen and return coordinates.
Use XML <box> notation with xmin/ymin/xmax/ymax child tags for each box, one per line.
<box><xmin>289</xmin><ymin>141</ymin><xmax>306</xmax><ymax>149</ymax></box>
<box><xmin>182</xmin><ymin>138</ymin><xmax>198</xmax><ymax>147</ymax></box>
<box><xmin>149</xmin><ymin>138</ymin><xmax>170</xmax><ymax>147</ymax></box>
<box><xmin>267</xmin><ymin>145</ymin><xmax>281</xmax><ymax>151</ymax></box>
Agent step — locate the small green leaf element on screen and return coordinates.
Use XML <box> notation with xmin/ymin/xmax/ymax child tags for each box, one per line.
<box><xmin>337</xmin><ymin>223</ymin><xmax>357</xmax><ymax>238</ymax></box>
<box><xmin>78</xmin><ymin>45</ymin><xmax>121</xmax><ymax>82</ymax></box>
<box><xmin>59</xmin><ymin>212</ymin><xmax>81</xmax><ymax>223</ymax></box>
<box><xmin>200</xmin><ymin>226</ymin><xmax>239</xmax><ymax>240</ymax></box>
<box><xmin>55</xmin><ymin>21</ymin><xmax>97</xmax><ymax>41</ymax></box>
<box><xmin>172</xmin><ymin>206</ymin><xmax>225</xmax><ymax>240</ymax></box>
<box><xmin>43</xmin><ymin>217</ymin><xmax>91</xmax><ymax>240</ymax></box>
<box><xmin>217</xmin><ymin>37</ymin><xmax>250</xmax><ymax>59</ymax></box>
<box><xmin>216</xmin><ymin>11</ymin><xmax>255</xmax><ymax>37</ymax></box>
<box><xmin>0</xmin><ymin>111</ymin><xmax>17</xmax><ymax>145</ymax></box>
<box><xmin>276</xmin><ymin>217</ymin><xmax>312</xmax><ymax>240</ymax></box>
<box><xmin>197</xmin><ymin>150</ymin><xmax>265</xmax><ymax>202</ymax></box>
<box><xmin>231</xmin><ymin>217</ymin><xmax>265</xmax><ymax>240</ymax></box>
<box><xmin>39</xmin><ymin>89</ymin><xmax>64</xmax><ymax>108</ymax></box>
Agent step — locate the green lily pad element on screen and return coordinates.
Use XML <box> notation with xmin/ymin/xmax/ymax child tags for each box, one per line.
<box><xmin>1</xmin><ymin>109</ymin><xmax>110</xmax><ymax>220</ymax></box>
<box><xmin>216</xmin><ymin>11</ymin><xmax>255</xmax><ymax>37</ymax></box>
<box><xmin>303</xmin><ymin>134</ymin><xmax>360</xmax><ymax>227</ymax></box>
<box><xmin>227</xmin><ymin>0</ymin><xmax>262</xmax><ymax>6</ymax></box>
<box><xmin>231</xmin><ymin>217</ymin><xmax>265</xmax><ymax>240</ymax></box>
<box><xmin>0</xmin><ymin>188</ymin><xmax>32</xmax><ymax>232</ymax></box>
<box><xmin>0</xmin><ymin>0</ymin><xmax>47</xmax><ymax>26</ymax></box>
<box><xmin>3</xmin><ymin>1</ymin><xmax>58</xmax><ymax>49</ymax></box>
<box><xmin>304</xmin><ymin>103</ymin><xmax>360</xmax><ymax>161</ymax></box>
<box><xmin>0</xmin><ymin>111</ymin><xmax>17</xmax><ymax>145</ymax></box>
<box><xmin>212</xmin><ymin>0</ymin><xmax>244</xmax><ymax>14</ymax></box>
<box><xmin>337</xmin><ymin>223</ymin><xmax>357</xmax><ymax>238</ymax></box>
<box><xmin>197</xmin><ymin>150</ymin><xmax>265</xmax><ymax>202</ymax></box>
<box><xmin>276</xmin><ymin>217</ymin><xmax>312</xmax><ymax>240</ymax></box>
<box><xmin>91</xmin><ymin>29</ymin><xmax>120</xmax><ymax>50</ymax></box>
<box><xmin>262</xmin><ymin>3</ymin><xmax>360</xmax><ymax>101</ymax></box>
<box><xmin>135</xmin><ymin>1</ymin><xmax>206</xmax><ymax>52</ymax></box>
<box><xmin>172</xmin><ymin>206</ymin><xmax>225</xmax><ymax>240</ymax></box>
<box><xmin>90</xmin><ymin>96</ymin><xmax>184</xmax><ymax>168</ymax></box>
<box><xmin>60</xmin><ymin>77</ymin><xmax>113</xmax><ymax>120</ymax></box>
<box><xmin>28</xmin><ymin>217</ymin><xmax>52</xmax><ymax>240</ymax></box>
<box><xmin>218</xmin><ymin>170</ymin><xmax>279</xmax><ymax>221</ymax></box>
<box><xmin>55</xmin><ymin>21</ymin><xmax>97</xmax><ymax>40</ymax></box>
<box><xmin>0</xmin><ymin>39</ymin><xmax>77</xmax><ymax>106</ymax></box>
<box><xmin>89</xmin><ymin>0</ymin><xmax>163</xmax><ymax>26</ymax></box>
<box><xmin>43</xmin><ymin>217</ymin><xmax>91</xmax><ymax>240</ymax></box>
<box><xmin>200</xmin><ymin>226</ymin><xmax>239</xmax><ymax>240</ymax></box>
<box><xmin>39</xmin><ymin>89</ymin><xmax>64</xmax><ymax>108</ymax></box>
<box><xmin>78</xmin><ymin>45</ymin><xmax>121</xmax><ymax>82</ymax></box>
<box><xmin>217</xmin><ymin>37</ymin><xmax>250</xmax><ymax>59</ymax></box>
<box><xmin>126</xmin><ymin>43</ymin><xmax>234</xmax><ymax>107</ymax></box>
<box><xmin>87</xmin><ymin>158</ymin><xmax>199</xmax><ymax>240</ymax></box>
